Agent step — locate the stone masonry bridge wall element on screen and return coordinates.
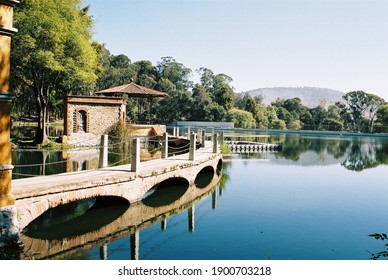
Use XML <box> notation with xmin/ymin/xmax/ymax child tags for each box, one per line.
<box><xmin>15</xmin><ymin>153</ymin><xmax>222</xmax><ymax>230</ymax></box>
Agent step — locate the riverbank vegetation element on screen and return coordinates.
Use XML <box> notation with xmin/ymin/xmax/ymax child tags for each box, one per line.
<box><xmin>9</xmin><ymin>0</ymin><xmax>388</xmax><ymax>145</ymax></box>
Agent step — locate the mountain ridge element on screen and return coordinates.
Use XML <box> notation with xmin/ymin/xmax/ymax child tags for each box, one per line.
<box><xmin>243</xmin><ymin>86</ymin><xmax>344</xmax><ymax>108</ymax></box>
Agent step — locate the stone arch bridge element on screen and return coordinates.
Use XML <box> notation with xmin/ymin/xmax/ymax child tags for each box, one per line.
<box><xmin>12</xmin><ymin>142</ymin><xmax>222</xmax><ymax>230</ymax></box>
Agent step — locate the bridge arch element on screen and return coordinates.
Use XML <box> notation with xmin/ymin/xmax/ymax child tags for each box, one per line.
<box><xmin>194</xmin><ymin>166</ymin><xmax>215</xmax><ymax>189</ymax></box>
<box><xmin>21</xmin><ymin>195</ymin><xmax>131</xmax><ymax>231</ymax></box>
<box><xmin>142</xmin><ymin>177</ymin><xmax>189</xmax><ymax>207</ymax></box>
<box><xmin>216</xmin><ymin>158</ymin><xmax>223</xmax><ymax>175</ymax></box>
<box><xmin>23</xmin><ymin>196</ymin><xmax>130</xmax><ymax>239</ymax></box>
<box><xmin>14</xmin><ymin>152</ymin><xmax>223</xmax><ymax>230</ymax></box>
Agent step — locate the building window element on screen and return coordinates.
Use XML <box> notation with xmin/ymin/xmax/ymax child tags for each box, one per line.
<box><xmin>78</xmin><ymin>110</ymin><xmax>87</xmax><ymax>132</ymax></box>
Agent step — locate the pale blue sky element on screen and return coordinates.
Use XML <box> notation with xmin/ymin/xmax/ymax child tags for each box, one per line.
<box><xmin>84</xmin><ymin>0</ymin><xmax>388</xmax><ymax>99</ymax></box>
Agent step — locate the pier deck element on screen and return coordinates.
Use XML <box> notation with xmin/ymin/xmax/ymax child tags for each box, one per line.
<box><xmin>12</xmin><ymin>141</ymin><xmax>217</xmax><ymax>199</ymax></box>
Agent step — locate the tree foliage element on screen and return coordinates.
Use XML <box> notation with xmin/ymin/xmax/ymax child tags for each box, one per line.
<box><xmin>10</xmin><ymin>2</ymin><xmax>387</xmax><ymax>136</ymax></box>
<box><xmin>11</xmin><ymin>0</ymin><xmax>100</xmax><ymax>144</ymax></box>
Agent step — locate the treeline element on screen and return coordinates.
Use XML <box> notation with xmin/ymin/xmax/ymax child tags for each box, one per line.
<box><xmin>95</xmin><ymin>53</ymin><xmax>388</xmax><ymax>134</ymax></box>
<box><xmin>10</xmin><ymin>1</ymin><xmax>388</xmax><ymax>144</ymax></box>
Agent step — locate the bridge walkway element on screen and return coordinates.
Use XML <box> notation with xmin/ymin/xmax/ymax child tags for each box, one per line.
<box><xmin>12</xmin><ymin>141</ymin><xmax>217</xmax><ymax>200</ymax></box>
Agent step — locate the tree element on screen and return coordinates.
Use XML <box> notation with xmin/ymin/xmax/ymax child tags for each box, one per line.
<box><xmin>196</xmin><ymin>67</ymin><xmax>214</xmax><ymax>92</ymax></box>
<box><xmin>203</xmin><ymin>103</ymin><xmax>227</xmax><ymax>122</ymax></box>
<box><xmin>155</xmin><ymin>90</ymin><xmax>193</xmax><ymax>123</ymax></box>
<box><xmin>156</xmin><ymin>56</ymin><xmax>193</xmax><ymax>92</ymax></box>
<box><xmin>214</xmin><ymin>83</ymin><xmax>234</xmax><ymax>111</ymax></box>
<box><xmin>226</xmin><ymin>108</ymin><xmax>256</xmax><ymax>128</ymax></box>
<box><xmin>255</xmin><ymin>104</ymin><xmax>269</xmax><ymax>128</ymax></box>
<box><xmin>266</xmin><ymin>105</ymin><xmax>281</xmax><ymax>129</ymax></box>
<box><xmin>321</xmin><ymin>118</ymin><xmax>344</xmax><ymax>131</ymax></box>
<box><xmin>365</xmin><ymin>94</ymin><xmax>384</xmax><ymax>132</ymax></box>
<box><xmin>374</xmin><ymin>103</ymin><xmax>388</xmax><ymax>133</ymax></box>
<box><xmin>342</xmin><ymin>91</ymin><xmax>385</xmax><ymax>132</ymax></box>
<box><xmin>11</xmin><ymin>0</ymin><xmax>100</xmax><ymax>144</ymax></box>
<box><xmin>131</xmin><ymin>60</ymin><xmax>159</xmax><ymax>89</ymax></box>
<box><xmin>190</xmin><ymin>84</ymin><xmax>212</xmax><ymax>120</ymax></box>
<box><xmin>96</xmin><ymin>48</ymin><xmax>136</xmax><ymax>91</ymax></box>
<box><xmin>309</xmin><ymin>105</ymin><xmax>328</xmax><ymax>130</ymax></box>
<box><xmin>342</xmin><ymin>91</ymin><xmax>370</xmax><ymax>132</ymax></box>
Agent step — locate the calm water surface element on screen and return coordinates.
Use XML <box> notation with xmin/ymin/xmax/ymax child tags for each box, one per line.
<box><xmin>19</xmin><ymin>132</ymin><xmax>388</xmax><ymax>260</ymax></box>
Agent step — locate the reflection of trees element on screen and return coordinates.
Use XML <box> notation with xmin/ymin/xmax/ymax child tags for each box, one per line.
<box><xmin>272</xmin><ymin>134</ymin><xmax>388</xmax><ymax>171</ymax></box>
<box><xmin>341</xmin><ymin>142</ymin><xmax>379</xmax><ymax>171</ymax></box>
<box><xmin>274</xmin><ymin>135</ymin><xmax>351</xmax><ymax>162</ymax></box>
<box><xmin>12</xmin><ymin>150</ymin><xmax>66</xmax><ymax>179</ymax></box>
<box><xmin>218</xmin><ymin>160</ymin><xmax>232</xmax><ymax>193</ymax></box>
<box><xmin>368</xmin><ymin>233</ymin><xmax>388</xmax><ymax>260</ymax></box>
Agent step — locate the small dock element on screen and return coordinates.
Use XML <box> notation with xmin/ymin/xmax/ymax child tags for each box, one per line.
<box><xmin>226</xmin><ymin>140</ymin><xmax>282</xmax><ymax>153</ymax></box>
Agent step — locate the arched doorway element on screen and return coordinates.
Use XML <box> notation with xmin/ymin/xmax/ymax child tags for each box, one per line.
<box><xmin>78</xmin><ymin>110</ymin><xmax>87</xmax><ymax>132</ymax></box>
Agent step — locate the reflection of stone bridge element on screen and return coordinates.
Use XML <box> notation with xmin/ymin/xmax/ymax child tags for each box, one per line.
<box><xmin>20</xmin><ymin>171</ymin><xmax>222</xmax><ymax>260</ymax></box>
<box><xmin>12</xmin><ymin>141</ymin><xmax>222</xmax><ymax>232</ymax></box>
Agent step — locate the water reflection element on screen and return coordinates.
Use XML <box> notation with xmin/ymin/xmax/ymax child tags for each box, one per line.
<box><xmin>23</xmin><ymin>197</ymin><xmax>129</xmax><ymax>240</ymax></box>
<box><xmin>270</xmin><ymin>134</ymin><xmax>388</xmax><ymax>171</ymax></box>
<box><xmin>142</xmin><ymin>178</ymin><xmax>189</xmax><ymax>207</ymax></box>
<box><xmin>368</xmin><ymin>233</ymin><xmax>388</xmax><ymax>260</ymax></box>
<box><xmin>19</xmin><ymin>171</ymin><xmax>222</xmax><ymax>260</ymax></box>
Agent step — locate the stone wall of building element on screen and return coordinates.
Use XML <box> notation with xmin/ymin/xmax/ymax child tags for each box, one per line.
<box><xmin>65</xmin><ymin>96</ymin><xmax>126</xmax><ymax>136</ymax></box>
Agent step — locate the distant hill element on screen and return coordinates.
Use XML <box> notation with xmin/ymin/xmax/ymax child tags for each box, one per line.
<box><xmin>243</xmin><ymin>87</ymin><xmax>344</xmax><ymax>108</ymax></box>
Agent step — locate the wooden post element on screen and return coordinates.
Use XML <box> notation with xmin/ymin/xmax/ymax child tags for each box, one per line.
<box><xmin>173</xmin><ymin>126</ymin><xmax>179</xmax><ymax>137</ymax></box>
<box><xmin>0</xmin><ymin>0</ymin><xmax>21</xmax><ymax>251</ymax></box>
<box><xmin>188</xmin><ymin>206</ymin><xmax>195</xmax><ymax>232</ymax></box>
<box><xmin>212</xmin><ymin>189</ymin><xmax>217</xmax><ymax>209</ymax></box>
<box><xmin>98</xmin><ymin>135</ymin><xmax>108</xmax><ymax>168</ymax></box>
<box><xmin>99</xmin><ymin>244</ymin><xmax>108</xmax><ymax>260</ymax></box>
<box><xmin>130</xmin><ymin>230</ymin><xmax>139</xmax><ymax>260</ymax></box>
<box><xmin>131</xmin><ymin>138</ymin><xmax>140</xmax><ymax>173</ymax></box>
<box><xmin>161</xmin><ymin>132</ymin><xmax>168</xmax><ymax>159</ymax></box>
<box><xmin>201</xmin><ymin>129</ymin><xmax>205</xmax><ymax>148</ymax></box>
<box><xmin>213</xmin><ymin>133</ymin><xmax>219</xmax><ymax>153</ymax></box>
<box><xmin>187</xmin><ymin>126</ymin><xmax>191</xmax><ymax>139</ymax></box>
<box><xmin>161</xmin><ymin>219</ymin><xmax>167</xmax><ymax>231</ymax></box>
<box><xmin>189</xmin><ymin>133</ymin><xmax>196</xmax><ymax>161</ymax></box>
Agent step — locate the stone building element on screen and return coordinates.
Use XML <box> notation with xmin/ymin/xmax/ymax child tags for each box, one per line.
<box><xmin>64</xmin><ymin>95</ymin><xmax>126</xmax><ymax>142</ymax></box>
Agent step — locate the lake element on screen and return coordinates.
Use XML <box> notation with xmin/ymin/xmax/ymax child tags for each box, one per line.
<box><xmin>14</xmin><ymin>131</ymin><xmax>388</xmax><ymax>260</ymax></box>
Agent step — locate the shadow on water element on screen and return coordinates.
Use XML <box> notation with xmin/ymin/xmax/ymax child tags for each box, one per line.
<box><xmin>142</xmin><ymin>178</ymin><xmax>189</xmax><ymax>207</ymax></box>
<box><xmin>23</xmin><ymin>197</ymin><xmax>129</xmax><ymax>240</ymax></box>
<box><xmin>19</xmin><ymin>168</ymin><xmax>223</xmax><ymax>260</ymax></box>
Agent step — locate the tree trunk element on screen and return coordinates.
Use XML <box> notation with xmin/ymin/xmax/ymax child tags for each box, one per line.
<box><xmin>36</xmin><ymin>107</ymin><xmax>49</xmax><ymax>145</ymax></box>
<box><xmin>33</xmin><ymin>80</ymin><xmax>49</xmax><ymax>145</ymax></box>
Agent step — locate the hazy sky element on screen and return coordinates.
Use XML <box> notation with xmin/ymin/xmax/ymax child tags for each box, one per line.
<box><xmin>84</xmin><ymin>0</ymin><xmax>388</xmax><ymax>99</ymax></box>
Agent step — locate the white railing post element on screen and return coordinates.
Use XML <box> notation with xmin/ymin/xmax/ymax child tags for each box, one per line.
<box><xmin>213</xmin><ymin>133</ymin><xmax>219</xmax><ymax>153</ymax></box>
<box><xmin>188</xmin><ymin>206</ymin><xmax>195</xmax><ymax>232</ymax></box>
<box><xmin>99</xmin><ymin>134</ymin><xmax>108</xmax><ymax>168</ymax></box>
<box><xmin>189</xmin><ymin>132</ymin><xmax>196</xmax><ymax>161</ymax></box>
<box><xmin>173</xmin><ymin>127</ymin><xmax>179</xmax><ymax>137</ymax></box>
<box><xmin>162</xmin><ymin>132</ymin><xmax>168</xmax><ymax>159</ymax></box>
<box><xmin>201</xmin><ymin>129</ymin><xmax>205</xmax><ymax>148</ymax></box>
<box><xmin>131</xmin><ymin>138</ymin><xmax>140</xmax><ymax>173</ymax></box>
<box><xmin>130</xmin><ymin>230</ymin><xmax>139</xmax><ymax>260</ymax></box>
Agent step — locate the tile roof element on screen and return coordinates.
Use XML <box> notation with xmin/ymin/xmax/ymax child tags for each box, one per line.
<box><xmin>96</xmin><ymin>82</ymin><xmax>167</xmax><ymax>98</ymax></box>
